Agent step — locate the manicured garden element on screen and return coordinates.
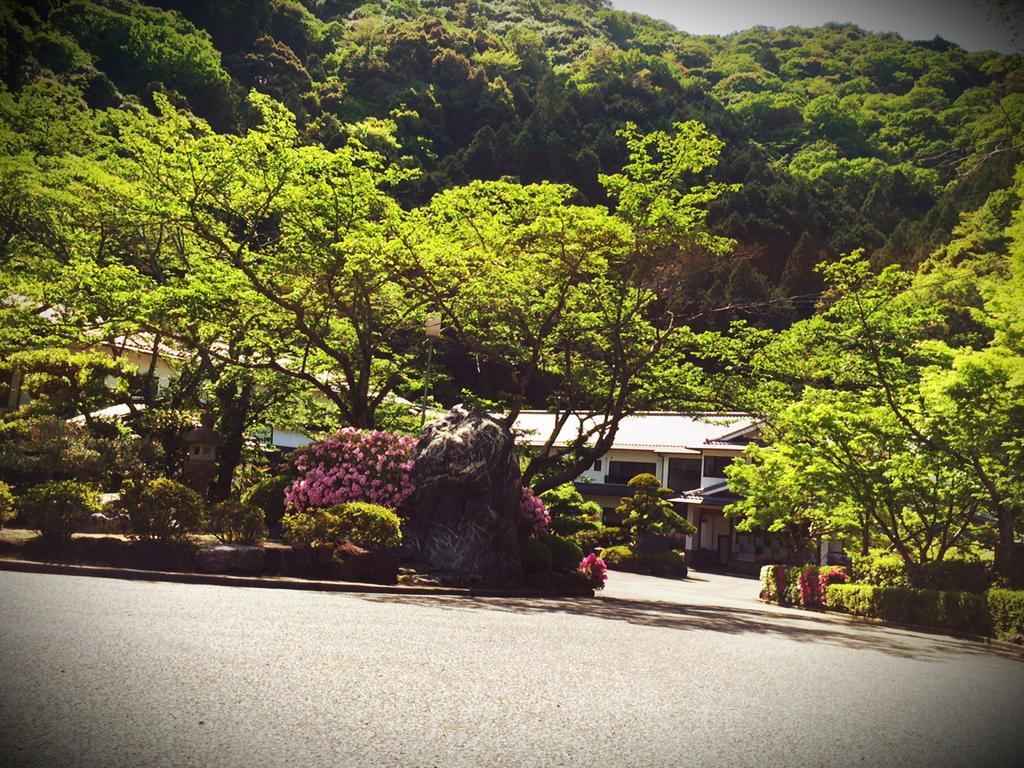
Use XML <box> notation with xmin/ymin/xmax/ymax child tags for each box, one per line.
<box><xmin>0</xmin><ymin>422</ymin><xmax>608</xmax><ymax>593</ymax></box>
<box><xmin>759</xmin><ymin>552</ymin><xmax>1024</xmax><ymax>643</ymax></box>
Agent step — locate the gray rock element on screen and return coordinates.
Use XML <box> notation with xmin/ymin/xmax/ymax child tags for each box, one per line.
<box><xmin>401</xmin><ymin>406</ymin><xmax>524</xmax><ymax>587</ymax></box>
<box><xmin>195</xmin><ymin>544</ymin><xmax>264</xmax><ymax>575</ymax></box>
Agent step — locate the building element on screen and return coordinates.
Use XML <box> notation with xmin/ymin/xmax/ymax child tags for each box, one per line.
<box><xmin>513</xmin><ymin>410</ymin><xmax>794</xmax><ymax>573</ymax></box>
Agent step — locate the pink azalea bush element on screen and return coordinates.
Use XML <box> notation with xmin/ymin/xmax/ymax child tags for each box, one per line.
<box><xmin>284</xmin><ymin>428</ymin><xmax>416</xmax><ymax>514</ymax></box>
<box><xmin>760</xmin><ymin>564</ymin><xmax>850</xmax><ymax>607</ymax></box>
<box><xmin>519</xmin><ymin>486</ymin><xmax>550</xmax><ymax>537</ymax></box>
<box><xmin>578</xmin><ymin>552</ymin><xmax>608</xmax><ymax>590</ymax></box>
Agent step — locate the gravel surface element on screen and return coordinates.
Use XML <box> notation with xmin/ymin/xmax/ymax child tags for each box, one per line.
<box><xmin>1</xmin><ymin>569</ymin><xmax>1022</xmax><ymax>768</ymax></box>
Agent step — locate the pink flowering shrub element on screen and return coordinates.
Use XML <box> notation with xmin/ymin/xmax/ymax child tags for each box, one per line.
<box><xmin>578</xmin><ymin>553</ymin><xmax>608</xmax><ymax>590</ymax></box>
<box><xmin>760</xmin><ymin>564</ymin><xmax>850</xmax><ymax>607</ymax></box>
<box><xmin>284</xmin><ymin>428</ymin><xmax>416</xmax><ymax>514</ymax></box>
<box><xmin>519</xmin><ymin>486</ymin><xmax>550</xmax><ymax>537</ymax></box>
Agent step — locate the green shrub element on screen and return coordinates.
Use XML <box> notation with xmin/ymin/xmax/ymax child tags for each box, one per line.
<box><xmin>760</xmin><ymin>565</ymin><xmax>850</xmax><ymax>606</ymax></box>
<box><xmin>334</xmin><ymin>502</ymin><xmax>402</xmax><ymax>550</ymax></box>
<box><xmin>0</xmin><ymin>481</ymin><xmax>15</xmax><ymax>528</ymax></box>
<box><xmin>826</xmin><ymin>584</ymin><xmax>991</xmax><ymax>635</ymax></box>
<box><xmin>601</xmin><ymin>545</ymin><xmax>687</xmax><ymax>578</ymax></box>
<box><xmin>243</xmin><ymin>474</ymin><xmax>291</xmax><ymax>530</ymax></box>
<box><xmin>852</xmin><ymin>549</ymin><xmax>993</xmax><ymax>593</ymax></box>
<box><xmin>546</xmin><ymin>533</ymin><xmax>584</xmax><ymax>575</ymax></box>
<box><xmin>120</xmin><ymin>478</ymin><xmax>206</xmax><ymax>541</ymax></box>
<box><xmin>574</xmin><ymin>526</ymin><xmax>628</xmax><ymax>553</ymax></box>
<box><xmin>851</xmin><ymin>550</ymin><xmax>911</xmax><ymax>588</ymax></box>
<box><xmin>520</xmin><ymin>536</ymin><xmax>553</xmax><ymax>578</ymax></box>
<box><xmin>600</xmin><ymin>545</ymin><xmax>633</xmax><ymax>568</ymax></box>
<box><xmin>538</xmin><ymin>483</ymin><xmax>602</xmax><ymax>536</ymax></box>
<box><xmin>912</xmin><ymin>560</ymin><xmax>993</xmax><ymax>593</ymax></box>
<box><xmin>18</xmin><ymin>480</ymin><xmax>99</xmax><ymax>541</ymax></box>
<box><xmin>208</xmin><ymin>500</ymin><xmax>267</xmax><ymax>544</ymax></box>
<box><xmin>282</xmin><ymin>506</ymin><xmax>341</xmax><ymax>548</ymax></box>
<box><xmin>986</xmin><ymin>589</ymin><xmax>1024</xmax><ymax>641</ymax></box>
<box><xmin>281</xmin><ymin>503</ymin><xmax>402</xmax><ymax>550</ymax></box>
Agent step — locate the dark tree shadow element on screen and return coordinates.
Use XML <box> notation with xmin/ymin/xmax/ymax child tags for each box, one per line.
<box><xmin>349</xmin><ymin>591</ymin><xmax>1024</xmax><ymax>663</ymax></box>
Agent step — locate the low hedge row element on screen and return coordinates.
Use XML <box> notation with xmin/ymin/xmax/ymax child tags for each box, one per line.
<box><xmin>851</xmin><ymin>550</ymin><xmax>993</xmax><ymax>593</ymax></box>
<box><xmin>759</xmin><ymin>564</ymin><xmax>850</xmax><ymax>608</ymax></box>
<box><xmin>826</xmin><ymin>584</ymin><xmax>1024</xmax><ymax>641</ymax></box>
<box><xmin>601</xmin><ymin>545</ymin><xmax>687</xmax><ymax>578</ymax></box>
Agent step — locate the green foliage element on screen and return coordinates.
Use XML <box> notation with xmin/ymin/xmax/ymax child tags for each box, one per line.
<box><xmin>573</xmin><ymin>526</ymin><xmax>628</xmax><ymax>553</ymax></box>
<box><xmin>119</xmin><ymin>478</ymin><xmax>207</xmax><ymax>542</ymax></box>
<box><xmin>281</xmin><ymin>502</ymin><xmax>402</xmax><ymax>550</ymax></box>
<box><xmin>538</xmin><ymin>483</ymin><xmax>601</xmax><ymax>536</ymax></box>
<box><xmin>207</xmin><ymin>500</ymin><xmax>267</xmax><ymax>544</ymax></box>
<box><xmin>0</xmin><ymin>480</ymin><xmax>14</xmax><ymax>527</ymax></box>
<box><xmin>520</xmin><ymin>536</ymin><xmax>553</xmax><ymax>579</ymax></box>
<box><xmin>826</xmin><ymin>583</ymin><xmax>992</xmax><ymax>636</ymax></box>
<box><xmin>333</xmin><ymin>502</ymin><xmax>403</xmax><ymax>550</ymax></box>
<box><xmin>281</xmin><ymin>506</ymin><xmax>341</xmax><ymax>548</ymax></box>
<box><xmin>545</xmin><ymin>533</ymin><xmax>584</xmax><ymax>575</ymax></box>
<box><xmin>851</xmin><ymin>550</ymin><xmax>913</xmax><ymax>589</ymax></box>
<box><xmin>615</xmin><ymin>473</ymin><xmax>696</xmax><ymax>540</ymax></box>
<box><xmin>852</xmin><ymin>549</ymin><xmax>993</xmax><ymax>592</ymax></box>
<box><xmin>986</xmin><ymin>589</ymin><xmax>1024</xmax><ymax>641</ymax></box>
<box><xmin>601</xmin><ymin>544</ymin><xmax>687</xmax><ymax>578</ymax></box>
<box><xmin>242</xmin><ymin>474</ymin><xmax>292</xmax><ymax>530</ymax></box>
<box><xmin>18</xmin><ymin>480</ymin><xmax>99</xmax><ymax>542</ymax></box>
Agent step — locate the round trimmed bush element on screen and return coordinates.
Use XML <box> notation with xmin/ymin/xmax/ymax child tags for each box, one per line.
<box><xmin>546</xmin><ymin>533</ymin><xmax>584</xmax><ymax>575</ymax></box>
<box><xmin>281</xmin><ymin>503</ymin><xmax>402</xmax><ymax>551</ymax></box>
<box><xmin>18</xmin><ymin>480</ymin><xmax>99</xmax><ymax>542</ymax></box>
<box><xmin>574</xmin><ymin>526</ymin><xmax>628</xmax><ymax>554</ymax></box>
<box><xmin>334</xmin><ymin>502</ymin><xmax>402</xmax><ymax>550</ymax></box>
<box><xmin>208</xmin><ymin>500</ymin><xmax>267</xmax><ymax>544</ymax></box>
<box><xmin>281</xmin><ymin>507</ymin><xmax>341</xmax><ymax>548</ymax></box>
<box><xmin>243</xmin><ymin>474</ymin><xmax>291</xmax><ymax>531</ymax></box>
<box><xmin>122</xmin><ymin>478</ymin><xmax>206</xmax><ymax>541</ymax></box>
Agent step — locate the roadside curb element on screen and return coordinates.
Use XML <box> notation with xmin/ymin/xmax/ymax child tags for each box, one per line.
<box><xmin>758</xmin><ymin>598</ymin><xmax>1024</xmax><ymax>658</ymax></box>
<box><xmin>0</xmin><ymin>557</ymin><xmax>590</xmax><ymax>599</ymax></box>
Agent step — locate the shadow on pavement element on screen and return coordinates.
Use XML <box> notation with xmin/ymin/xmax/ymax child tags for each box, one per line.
<box><xmin>351</xmin><ymin>591</ymin><xmax>1022</xmax><ymax>663</ymax></box>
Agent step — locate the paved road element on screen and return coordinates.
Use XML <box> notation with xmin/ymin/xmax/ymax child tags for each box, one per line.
<box><xmin>1</xmin><ymin>569</ymin><xmax>1022</xmax><ymax>768</ymax></box>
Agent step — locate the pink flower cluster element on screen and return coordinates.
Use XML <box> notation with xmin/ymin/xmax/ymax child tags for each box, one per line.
<box><xmin>284</xmin><ymin>428</ymin><xmax>417</xmax><ymax>513</ymax></box>
<box><xmin>578</xmin><ymin>553</ymin><xmax>608</xmax><ymax>590</ymax></box>
<box><xmin>519</xmin><ymin>486</ymin><xmax>550</xmax><ymax>537</ymax></box>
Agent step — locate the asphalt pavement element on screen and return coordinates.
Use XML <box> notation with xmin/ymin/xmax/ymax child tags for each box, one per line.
<box><xmin>0</xmin><ymin>568</ymin><xmax>1022</xmax><ymax>768</ymax></box>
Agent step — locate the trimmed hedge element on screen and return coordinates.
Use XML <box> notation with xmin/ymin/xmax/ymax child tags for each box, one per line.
<box><xmin>602</xmin><ymin>545</ymin><xmax>687</xmax><ymax>578</ymax></box>
<box><xmin>825</xmin><ymin>584</ymin><xmax>992</xmax><ymax>635</ymax></box>
<box><xmin>760</xmin><ymin>564</ymin><xmax>849</xmax><ymax>607</ymax></box>
<box><xmin>851</xmin><ymin>550</ymin><xmax>993</xmax><ymax>593</ymax></box>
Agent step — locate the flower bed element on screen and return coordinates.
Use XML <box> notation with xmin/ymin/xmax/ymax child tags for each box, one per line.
<box><xmin>759</xmin><ymin>564</ymin><xmax>849</xmax><ymax>607</ymax></box>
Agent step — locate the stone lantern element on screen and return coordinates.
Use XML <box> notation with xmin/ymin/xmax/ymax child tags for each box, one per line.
<box><xmin>183</xmin><ymin>412</ymin><xmax>222</xmax><ymax>496</ymax></box>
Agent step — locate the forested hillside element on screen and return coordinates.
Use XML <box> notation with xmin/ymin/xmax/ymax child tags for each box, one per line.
<box><xmin>2</xmin><ymin>0</ymin><xmax>1021</xmax><ymax>323</ymax></box>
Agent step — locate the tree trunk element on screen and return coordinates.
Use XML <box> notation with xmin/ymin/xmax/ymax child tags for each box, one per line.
<box><xmin>212</xmin><ymin>380</ymin><xmax>253</xmax><ymax>502</ymax></box>
<box><xmin>995</xmin><ymin>506</ymin><xmax>1021</xmax><ymax>587</ymax></box>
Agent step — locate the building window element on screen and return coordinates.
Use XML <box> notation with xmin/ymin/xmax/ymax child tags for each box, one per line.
<box><xmin>702</xmin><ymin>455</ymin><xmax>734</xmax><ymax>478</ymax></box>
<box><xmin>606</xmin><ymin>460</ymin><xmax>656</xmax><ymax>484</ymax></box>
<box><xmin>593</xmin><ymin>459</ymin><xmax>602</xmax><ymax>472</ymax></box>
<box><xmin>667</xmin><ymin>458</ymin><xmax>701</xmax><ymax>492</ymax></box>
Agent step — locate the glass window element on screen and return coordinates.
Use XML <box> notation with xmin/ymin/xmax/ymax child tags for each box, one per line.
<box><xmin>667</xmin><ymin>458</ymin><xmax>701</xmax><ymax>491</ymax></box>
<box><xmin>593</xmin><ymin>459</ymin><xmax>602</xmax><ymax>471</ymax></box>
<box><xmin>606</xmin><ymin>460</ymin><xmax>657</xmax><ymax>484</ymax></box>
<box><xmin>702</xmin><ymin>455</ymin><xmax>734</xmax><ymax>477</ymax></box>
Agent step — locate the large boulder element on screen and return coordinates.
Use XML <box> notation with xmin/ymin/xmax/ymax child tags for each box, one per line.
<box><xmin>402</xmin><ymin>406</ymin><xmax>524</xmax><ymax>587</ymax></box>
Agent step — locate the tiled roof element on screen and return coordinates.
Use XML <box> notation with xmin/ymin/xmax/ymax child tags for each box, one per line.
<box><xmin>512</xmin><ymin>411</ymin><xmax>758</xmax><ymax>453</ymax></box>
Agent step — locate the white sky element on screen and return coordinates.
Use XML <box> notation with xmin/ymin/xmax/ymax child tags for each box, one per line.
<box><xmin>610</xmin><ymin>0</ymin><xmax>1018</xmax><ymax>53</ymax></box>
